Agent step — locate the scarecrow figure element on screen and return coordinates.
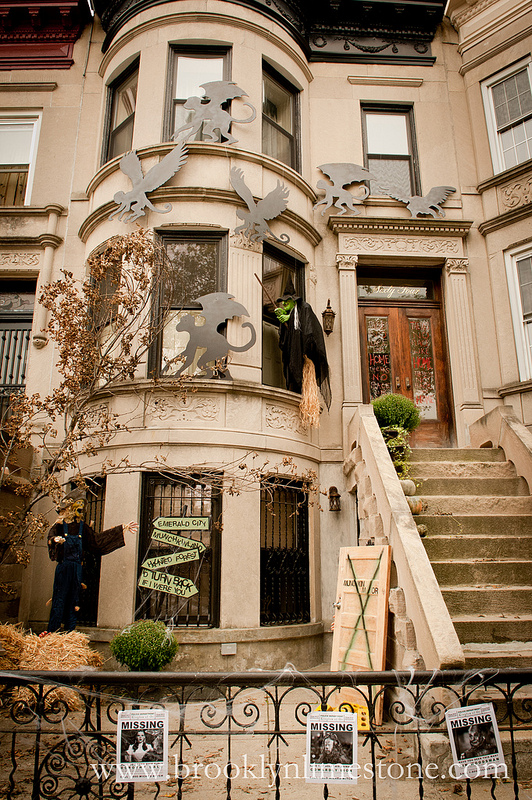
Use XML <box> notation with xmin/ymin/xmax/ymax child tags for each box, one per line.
<box><xmin>42</xmin><ymin>489</ymin><xmax>137</xmax><ymax>635</ymax></box>
<box><xmin>275</xmin><ymin>283</ymin><xmax>331</xmax><ymax>427</ymax></box>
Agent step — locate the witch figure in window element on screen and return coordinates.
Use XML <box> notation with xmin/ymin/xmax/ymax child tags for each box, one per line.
<box><xmin>41</xmin><ymin>489</ymin><xmax>138</xmax><ymax>635</ymax></box>
<box><xmin>275</xmin><ymin>280</ymin><xmax>331</xmax><ymax>428</ymax></box>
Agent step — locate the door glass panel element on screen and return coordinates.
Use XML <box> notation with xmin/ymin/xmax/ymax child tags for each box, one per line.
<box><xmin>408</xmin><ymin>317</ymin><xmax>437</xmax><ymax>420</ymax></box>
<box><xmin>358</xmin><ymin>279</ymin><xmax>432</xmax><ymax>301</ymax></box>
<box><xmin>366</xmin><ymin>316</ymin><xmax>391</xmax><ymax>399</ymax></box>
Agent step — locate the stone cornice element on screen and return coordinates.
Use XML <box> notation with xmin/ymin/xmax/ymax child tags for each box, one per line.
<box><xmin>347</xmin><ymin>76</ymin><xmax>424</xmax><ymax>87</ymax></box>
<box><xmin>86</xmin><ymin>143</ymin><xmax>316</xmax><ymax>202</ymax></box>
<box><xmin>78</xmin><ymin>186</ymin><xmax>321</xmax><ymax>246</ymax></box>
<box><xmin>98</xmin><ymin>10</ymin><xmax>313</xmax><ymax>82</ymax></box>
<box><xmin>0</xmin><ymin>233</ymin><xmax>63</xmax><ymax>249</ymax></box>
<box><xmin>478</xmin><ymin>203</ymin><xmax>532</xmax><ymax>236</ymax></box>
<box><xmin>477</xmin><ymin>159</ymin><xmax>532</xmax><ymax>194</ymax></box>
<box><xmin>0</xmin><ymin>82</ymin><xmax>57</xmax><ymax>92</ymax></box>
<box><xmin>0</xmin><ymin>203</ymin><xmax>65</xmax><ymax>218</ymax></box>
<box><xmin>328</xmin><ymin>216</ymin><xmax>472</xmax><ymax>238</ymax></box>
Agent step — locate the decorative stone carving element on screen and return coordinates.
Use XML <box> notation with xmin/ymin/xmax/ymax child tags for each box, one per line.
<box><xmin>445</xmin><ymin>258</ymin><xmax>469</xmax><ymax>274</ymax></box>
<box><xmin>336</xmin><ymin>253</ymin><xmax>358</xmax><ymax>269</ymax></box>
<box><xmin>147</xmin><ymin>396</ymin><xmax>220</xmax><ymax>423</ymax></box>
<box><xmin>0</xmin><ymin>253</ymin><xmax>40</xmax><ymax>267</ymax></box>
<box><xmin>230</xmin><ymin>233</ymin><xmax>262</xmax><ymax>253</ymax></box>
<box><xmin>499</xmin><ymin>176</ymin><xmax>532</xmax><ymax>211</ymax></box>
<box><xmin>265</xmin><ymin>405</ymin><xmax>308</xmax><ymax>435</ymax></box>
<box><xmin>343</xmin><ymin>236</ymin><xmax>460</xmax><ymax>255</ymax></box>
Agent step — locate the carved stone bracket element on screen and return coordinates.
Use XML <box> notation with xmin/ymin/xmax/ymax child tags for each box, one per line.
<box><xmin>230</xmin><ymin>233</ymin><xmax>262</xmax><ymax>253</ymax></box>
<box><xmin>265</xmin><ymin>405</ymin><xmax>308</xmax><ymax>435</ymax></box>
<box><xmin>336</xmin><ymin>253</ymin><xmax>359</xmax><ymax>270</ymax></box>
<box><xmin>0</xmin><ymin>253</ymin><xmax>40</xmax><ymax>267</ymax></box>
<box><xmin>499</xmin><ymin>174</ymin><xmax>532</xmax><ymax>211</ymax></box>
<box><xmin>445</xmin><ymin>258</ymin><xmax>469</xmax><ymax>274</ymax></box>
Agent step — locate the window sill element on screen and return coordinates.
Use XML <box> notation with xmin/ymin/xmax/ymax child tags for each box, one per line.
<box><xmin>477</xmin><ymin>158</ymin><xmax>532</xmax><ymax>194</ymax></box>
<box><xmin>498</xmin><ymin>379</ymin><xmax>532</xmax><ymax>397</ymax></box>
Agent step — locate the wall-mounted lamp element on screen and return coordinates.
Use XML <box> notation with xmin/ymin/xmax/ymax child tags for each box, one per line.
<box><xmin>322</xmin><ymin>299</ymin><xmax>336</xmax><ymax>335</ymax></box>
<box><xmin>328</xmin><ymin>486</ymin><xmax>341</xmax><ymax>512</ymax></box>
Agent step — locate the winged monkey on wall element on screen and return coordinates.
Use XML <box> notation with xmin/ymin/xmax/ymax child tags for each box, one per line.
<box><xmin>108</xmin><ymin>81</ymin><xmax>256</xmax><ymax>223</ymax></box>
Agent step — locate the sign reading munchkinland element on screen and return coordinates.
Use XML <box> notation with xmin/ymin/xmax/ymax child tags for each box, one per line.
<box><xmin>136</xmin><ymin>516</ymin><xmax>207</xmax><ymax>598</ymax></box>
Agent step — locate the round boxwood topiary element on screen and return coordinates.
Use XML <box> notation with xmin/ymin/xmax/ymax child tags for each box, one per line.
<box><xmin>110</xmin><ymin>620</ymin><xmax>178</xmax><ymax>672</ymax></box>
<box><xmin>371</xmin><ymin>393</ymin><xmax>421</xmax><ymax>432</ymax></box>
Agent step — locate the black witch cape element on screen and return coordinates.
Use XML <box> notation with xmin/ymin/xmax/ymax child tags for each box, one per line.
<box><xmin>278</xmin><ymin>297</ymin><xmax>331</xmax><ymax>409</ymax></box>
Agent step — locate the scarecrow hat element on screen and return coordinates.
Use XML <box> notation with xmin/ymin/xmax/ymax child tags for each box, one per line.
<box><xmin>57</xmin><ymin>487</ymin><xmax>86</xmax><ymax>512</ymax></box>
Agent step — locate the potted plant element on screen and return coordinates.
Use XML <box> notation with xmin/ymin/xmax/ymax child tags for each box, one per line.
<box><xmin>110</xmin><ymin>620</ymin><xmax>179</xmax><ymax>672</ymax></box>
<box><xmin>371</xmin><ymin>393</ymin><xmax>420</xmax><ymax>481</ymax></box>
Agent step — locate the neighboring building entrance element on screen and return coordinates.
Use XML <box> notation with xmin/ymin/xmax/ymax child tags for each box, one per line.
<box><xmin>358</xmin><ymin>272</ymin><xmax>452</xmax><ymax>446</ymax></box>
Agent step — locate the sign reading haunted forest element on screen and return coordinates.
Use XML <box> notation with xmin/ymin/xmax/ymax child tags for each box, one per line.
<box><xmin>137</xmin><ymin>516</ymin><xmax>208</xmax><ymax>598</ymax></box>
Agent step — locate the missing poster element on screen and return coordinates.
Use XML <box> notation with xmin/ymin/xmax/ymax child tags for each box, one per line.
<box><xmin>445</xmin><ymin>703</ymin><xmax>505</xmax><ymax>779</ymax></box>
<box><xmin>116</xmin><ymin>708</ymin><xmax>169</xmax><ymax>783</ymax></box>
<box><xmin>305</xmin><ymin>711</ymin><xmax>358</xmax><ymax>784</ymax></box>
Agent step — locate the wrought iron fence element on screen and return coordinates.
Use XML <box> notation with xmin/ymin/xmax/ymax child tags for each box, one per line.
<box><xmin>0</xmin><ymin>668</ymin><xmax>530</xmax><ymax>800</ymax></box>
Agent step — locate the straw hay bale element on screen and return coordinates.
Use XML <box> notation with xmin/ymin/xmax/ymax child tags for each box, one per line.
<box><xmin>0</xmin><ymin>626</ymin><xmax>102</xmax><ymax>711</ymax></box>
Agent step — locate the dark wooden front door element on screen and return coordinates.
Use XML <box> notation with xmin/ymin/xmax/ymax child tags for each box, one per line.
<box><xmin>359</xmin><ymin>301</ymin><xmax>451</xmax><ymax>446</ymax></box>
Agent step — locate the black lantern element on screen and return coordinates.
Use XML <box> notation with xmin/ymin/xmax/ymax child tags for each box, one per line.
<box><xmin>328</xmin><ymin>486</ymin><xmax>341</xmax><ymax>512</ymax></box>
<box><xmin>322</xmin><ymin>299</ymin><xmax>336</xmax><ymax>335</ymax></box>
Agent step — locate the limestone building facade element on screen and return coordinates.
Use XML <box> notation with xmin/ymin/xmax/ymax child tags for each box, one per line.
<box><xmin>0</xmin><ymin>0</ymin><xmax>531</xmax><ymax>669</ymax></box>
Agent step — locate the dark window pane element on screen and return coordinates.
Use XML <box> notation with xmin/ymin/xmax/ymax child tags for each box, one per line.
<box><xmin>518</xmin><ymin>256</ymin><xmax>532</xmax><ymax>316</ymax></box>
<box><xmin>165</xmin><ymin>241</ymin><xmax>218</xmax><ymax>307</ymax></box>
<box><xmin>262</xmin><ymin>118</ymin><xmax>293</xmax><ymax>166</ymax></box>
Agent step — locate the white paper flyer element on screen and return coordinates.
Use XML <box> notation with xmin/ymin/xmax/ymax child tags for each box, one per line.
<box><xmin>116</xmin><ymin>708</ymin><xmax>169</xmax><ymax>783</ymax></box>
<box><xmin>445</xmin><ymin>702</ymin><xmax>506</xmax><ymax>779</ymax></box>
<box><xmin>305</xmin><ymin>711</ymin><xmax>358</xmax><ymax>784</ymax></box>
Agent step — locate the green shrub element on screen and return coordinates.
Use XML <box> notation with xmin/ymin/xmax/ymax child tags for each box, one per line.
<box><xmin>381</xmin><ymin>426</ymin><xmax>412</xmax><ymax>479</ymax></box>
<box><xmin>371</xmin><ymin>393</ymin><xmax>420</xmax><ymax>432</ymax></box>
<box><xmin>110</xmin><ymin>620</ymin><xmax>178</xmax><ymax>672</ymax></box>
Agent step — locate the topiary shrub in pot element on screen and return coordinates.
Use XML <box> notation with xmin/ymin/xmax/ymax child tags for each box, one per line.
<box><xmin>110</xmin><ymin>620</ymin><xmax>178</xmax><ymax>672</ymax></box>
<box><xmin>371</xmin><ymin>394</ymin><xmax>421</xmax><ymax>479</ymax></box>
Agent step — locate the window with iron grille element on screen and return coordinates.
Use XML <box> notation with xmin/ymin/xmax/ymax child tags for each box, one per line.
<box><xmin>136</xmin><ymin>473</ymin><xmax>221</xmax><ymax>627</ymax></box>
<box><xmin>102</xmin><ymin>60</ymin><xmax>138</xmax><ymax>165</ymax></box>
<box><xmin>482</xmin><ymin>60</ymin><xmax>532</xmax><ymax>173</ymax></box>
<box><xmin>0</xmin><ymin>282</ymin><xmax>35</xmax><ymax>419</ymax></box>
<box><xmin>76</xmin><ymin>477</ymin><xmax>106</xmax><ymax>627</ymax></box>
<box><xmin>260</xmin><ymin>479</ymin><xmax>310</xmax><ymax>626</ymax></box>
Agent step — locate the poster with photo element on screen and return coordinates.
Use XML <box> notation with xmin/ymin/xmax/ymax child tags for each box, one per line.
<box><xmin>445</xmin><ymin>702</ymin><xmax>505</xmax><ymax>779</ymax></box>
<box><xmin>116</xmin><ymin>708</ymin><xmax>169</xmax><ymax>782</ymax></box>
<box><xmin>305</xmin><ymin>711</ymin><xmax>358</xmax><ymax>784</ymax></box>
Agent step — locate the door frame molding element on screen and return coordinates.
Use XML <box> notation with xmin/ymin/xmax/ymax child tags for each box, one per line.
<box><xmin>332</xmin><ymin>216</ymin><xmax>482</xmax><ymax>450</ymax></box>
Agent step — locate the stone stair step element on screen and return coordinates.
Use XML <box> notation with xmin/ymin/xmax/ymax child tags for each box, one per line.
<box><xmin>432</xmin><ymin>559</ymin><xmax>532</xmax><ymax>585</ymax></box>
<box><xmin>462</xmin><ymin>641</ymin><xmax>532</xmax><ymax>669</ymax></box>
<box><xmin>415</xmin><ymin>476</ymin><xmax>529</xmax><ymax>496</ymax></box>
<box><xmin>423</xmin><ymin>534</ymin><xmax>532</xmax><ymax>559</ymax></box>
<box><xmin>419</xmin><ymin>495</ymin><xmax>532</xmax><ymax>515</ymax></box>
<box><xmin>415</xmin><ymin>514</ymin><xmax>532</xmax><ymax>535</ymax></box>
<box><xmin>410</xmin><ymin>448</ymin><xmax>505</xmax><ymax>462</ymax></box>
<box><xmin>409</xmin><ymin>460</ymin><xmax>517</xmax><ymax>478</ymax></box>
<box><xmin>452</xmin><ymin>614</ymin><xmax>532</xmax><ymax>643</ymax></box>
<box><xmin>441</xmin><ymin>585</ymin><xmax>532</xmax><ymax>615</ymax></box>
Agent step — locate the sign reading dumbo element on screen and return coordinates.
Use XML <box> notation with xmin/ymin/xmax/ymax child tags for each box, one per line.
<box><xmin>137</xmin><ymin>516</ymin><xmax>208</xmax><ymax>598</ymax></box>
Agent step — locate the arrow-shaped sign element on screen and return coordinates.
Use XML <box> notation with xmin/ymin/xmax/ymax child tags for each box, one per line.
<box><xmin>138</xmin><ymin>569</ymin><xmax>198</xmax><ymax>598</ymax></box>
<box><xmin>142</xmin><ymin>550</ymin><xmax>200</xmax><ymax>570</ymax></box>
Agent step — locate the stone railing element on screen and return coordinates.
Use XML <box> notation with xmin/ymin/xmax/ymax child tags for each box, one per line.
<box><xmin>343</xmin><ymin>405</ymin><xmax>464</xmax><ymax>671</ymax></box>
<box><xmin>470</xmin><ymin>405</ymin><xmax>532</xmax><ymax>493</ymax></box>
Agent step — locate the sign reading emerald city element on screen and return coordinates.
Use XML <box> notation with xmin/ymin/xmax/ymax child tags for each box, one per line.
<box><xmin>137</xmin><ymin>516</ymin><xmax>209</xmax><ymax>598</ymax></box>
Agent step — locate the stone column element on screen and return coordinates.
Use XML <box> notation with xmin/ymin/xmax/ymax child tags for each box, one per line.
<box><xmin>443</xmin><ymin>258</ymin><xmax>483</xmax><ymax>445</ymax></box>
<box><xmin>32</xmin><ymin>204</ymin><xmax>63</xmax><ymax>348</ymax></box>
<box><xmin>97</xmin><ymin>471</ymin><xmax>141</xmax><ymax>629</ymax></box>
<box><xmin>336</xmin><ymin>253</ymin><xmax>363</xmax><ymax>455</ymax></box>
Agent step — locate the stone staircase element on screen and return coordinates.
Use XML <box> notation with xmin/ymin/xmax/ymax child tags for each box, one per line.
<box><xmin>410</xmin><ymin>446</ymin><xmax>532</xmax><ymax>669</ymax></box>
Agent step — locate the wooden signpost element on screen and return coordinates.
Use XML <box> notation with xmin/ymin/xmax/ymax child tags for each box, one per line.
<box><xmin>137</xmin><ymin>516</ymin><xmax>208</xmax><ymax>599</ymax></box>
<box><xmin>330</xmin><ymin>545</ymin><xmax>391</xmax><ymax>725</ymax></box>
